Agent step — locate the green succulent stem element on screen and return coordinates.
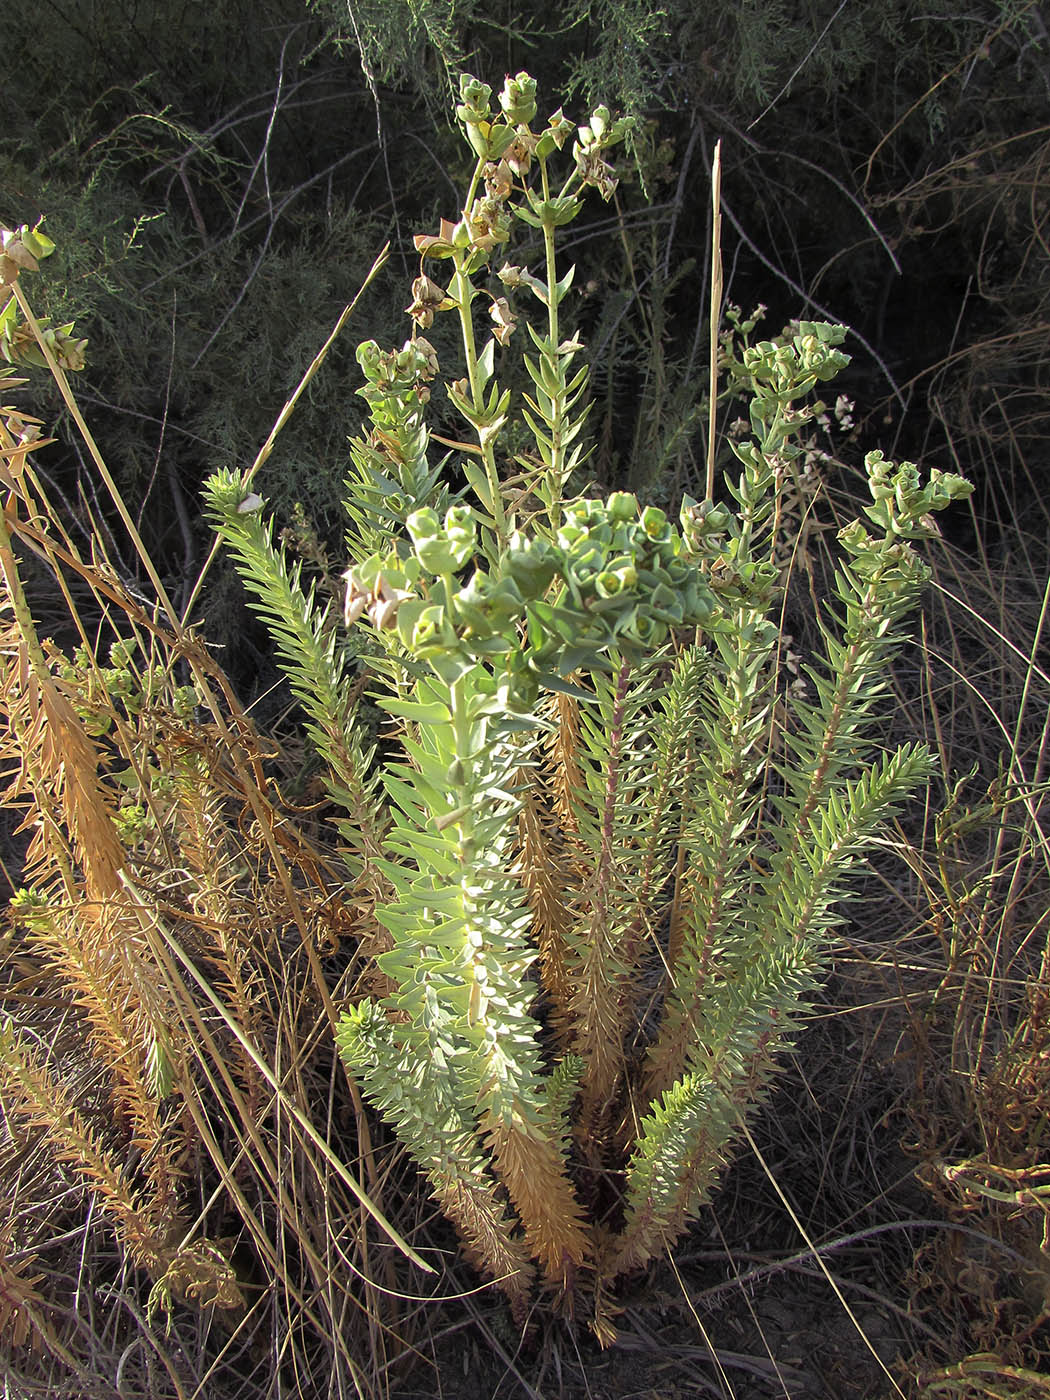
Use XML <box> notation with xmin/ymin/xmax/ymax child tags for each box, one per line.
<box><xmin>462</xmin><ymin>156</ymin><xmax>485</xmax><ymax>216</ymax></box>
<box><xmin>572</xmin><ymin>655</ymin><xmax>633</xmax><ymax>1131</ymax></box>
<box><xmin>540</xmin><ymin>177</ymin><xmax>568</xmax><ymax>523</ymax></box>
<box><xmin>450</xmin><ymin>251</ymin><xmax>508</xmax><ymax>545</ymax></box>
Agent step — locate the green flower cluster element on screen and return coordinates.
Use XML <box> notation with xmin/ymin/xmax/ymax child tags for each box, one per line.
<box><xmin>356</xmin><ymin>337</ymin><xmax>439</xmax><ymax>405</ymax></box>
<box><xmin>741</xmin><ymin>319</ymin><xmax>850</xmax><ymax>391</ymax></box>
<box><xmin>341</xmin><ymin>488</ymin><xmax>733</xmax><ymax>701</ymax></box>
<box><xmin>861</xmin><ymin>449</ymin><xmax>969</xmax><ymax>539</ymax></box>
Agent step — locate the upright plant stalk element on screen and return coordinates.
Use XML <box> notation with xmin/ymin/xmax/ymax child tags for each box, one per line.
<box><xmin>203</xmin><ymin>472</ymin><xmax>386</xmax><ymax>885</ymax></box>
<box><xmin>646</xmin><ymin>402</ymin><xmax>780</xmax><ymax>1097</ymax></box>
<box><xmin>449</xmin><ymin>242</ymin><xmax>508</xmax><ymax>545</ymax></box>
<box><xmin>706</xmin><ymin>138</ymin><xmax>722</xmax><ymax>502</ymax></box>
<box><xmin>569</xmin><ymin>656</ymin><xmax>634</xmax><ymax>1131</ymax></box>
<box><xmin>338</xmin><ymin>660</ymin><xmax>589</xmax><ymax>1293</ymax></box>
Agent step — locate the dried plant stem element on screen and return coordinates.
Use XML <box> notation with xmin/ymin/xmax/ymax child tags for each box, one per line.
<box><xmin>130</xmin><ymin>889</ymin><xmax>430</xmax><ymax>1272</ymax></box>
<box><xmin>10</xmin><ymin>280</ymin><xmax>179</xmax><ymax>625</ymax></box>
<box><xmin>706</xmin><ymin>139</ymin><xmax>722</xmax><ymax>503</ymax></box>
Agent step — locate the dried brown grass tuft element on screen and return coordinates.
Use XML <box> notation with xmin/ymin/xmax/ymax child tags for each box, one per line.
<box><xmin>0</xmin><ymin>288</ymin><xmax>431</xmax><ymax>1400</ymax></box>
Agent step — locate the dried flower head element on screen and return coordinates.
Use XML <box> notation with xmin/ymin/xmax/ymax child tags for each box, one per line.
<box><xmin>497</xmin><ymin>263</ymin><xmax>525</xmax><ymax>289</ymax></box>
<box><xmin>484</xmin><ymin>159</ymin><xmax>514</xmax><ymax>202</ymax></box>
<box><xmin>412</xmin><ymin>336</ymin><xmax>440</xmax><ymax>379</ymax></box>
<box><xmin>467</xmin><ymin>198</ymin><xmax>511</xmax><ymax>251</ymax></box>
<box><xmin>505</xmin><ymin>131</ymin><xmax>536</xmax><ymax>178</ymax></box>
<box><xmin>342</xmin><ymin>569</ymin><xmax>414</xmax><ymax>630</ymax></box>
<box><xmin>574</xmin><ymin>147</ymin><xmax>618</xmax><ymax>201</ymax></box>
<box><xmin>342</xmin><ymin>571</ymin><xmax>368</xmax><ymax>626</ymax></box>
<box><xmin>369</xmin><ymin>575</ymin><xmax>415</xmax><ymax>630</ymax></box>
<box><xmin>489</xmin><ymin>297</ymin><xmax>517</xmax><ymax>346</ymax></box>
<box><xmin>405</xmin><ymin>275</ymin><xmax>451</xmax><ymax>329</ymax></box>
<box><xmin>4</xmin><ymin>412</ymin><xmax>43</xmax><ymax>446</ymax></box>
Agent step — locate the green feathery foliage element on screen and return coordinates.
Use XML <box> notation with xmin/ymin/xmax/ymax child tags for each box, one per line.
<box><xmin>201</xmin><ymin>471</ymin><xmax>384</xmax><ymax>878</ymax></box>
<box><xmin>206</xmin><ymin>72</ymin><xmax>971</xmax><ymax>1340</ymax></box>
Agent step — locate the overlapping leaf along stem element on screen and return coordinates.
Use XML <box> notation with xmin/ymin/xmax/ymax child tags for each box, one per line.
<box><xmin>405</xmin><ymin>73</ymin><xmax>623</xmax><ymax>550</ymax></box>
<box><xmin>644</xmin><ymin>418</ymin><xmax>781</xmax><ymax>1100</ymax></box>
<box><xmin>569</xmin><ymin>656</ymin><xmax>633</xmax><ymax>1139</ymax></box>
